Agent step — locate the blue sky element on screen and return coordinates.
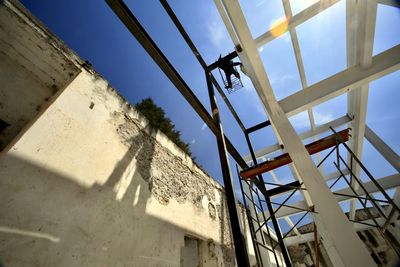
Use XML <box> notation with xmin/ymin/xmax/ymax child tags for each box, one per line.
<box><xmin>20</xmin><ymin>0</ymin><xmax>399</xmax><ymax>221</ymax></box>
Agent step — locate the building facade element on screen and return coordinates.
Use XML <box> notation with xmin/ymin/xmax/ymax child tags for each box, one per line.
<box><xmin>0</xmin><ymin>1</ymin><xmax>261</xmax><ymax>266</ymax></box>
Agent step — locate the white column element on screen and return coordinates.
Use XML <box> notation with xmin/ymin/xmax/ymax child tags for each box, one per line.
<box><xmin>347</xmin><ymin>0</ymin><xmax>377</xmax><ymax>220</ymax></box>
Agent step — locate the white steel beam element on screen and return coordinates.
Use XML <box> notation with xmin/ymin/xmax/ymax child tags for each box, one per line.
<box><xmin>278</xmin><ymin>44</ymin><xmax>400</xmax><ymax>117</ymax></box>
<box><xmin>215</xmin><ymin>0</ymin><xmax>375</xmax><ymax>265</ymax></box>
<box><xmin>347</xmin><ymin>0</ymin><xmax>378</xmax><ymax>220</ymax></box>
<box><xmin>365</xmin><ymin>126</ymin><xmax>400</xmax><ymax>172</ymax></box>
<box><xmin>365</xmin><ymin>125</ymin><xmax>400</xmax><ymax>224</ymax></box>
<box><xmin>255</xmin><ymin>0</ymin><xmax>340</xmax><ymax>48</ymax></box>
<box><xmin>281</xmin><ymin>0</ymin><xmax>324</xmax><ymax>174</ymax></box>
<box><xmin>244</xmin><ymin>115</ymin><xmax>351</xmax><ymax>162</ymax></box>
<box><xmin>284</xmin><ymin>217</ymin><xmax>394</xmax><ymax>246</ymax></box>
<box><xmin>324</xmin><ymin>169</ymin><xmax>350</xmax><ymax>181</ymax></box>
<box><xmin>262</xmin><ymin>173</ymin><xmax>400</xmax><ymax>219</ymax></box>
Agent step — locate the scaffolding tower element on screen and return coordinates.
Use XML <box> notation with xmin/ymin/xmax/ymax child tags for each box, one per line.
<box><xmin>105</xmin><ymin>0</ymin><xmax>400</xmax><ymax>266</ymax></box>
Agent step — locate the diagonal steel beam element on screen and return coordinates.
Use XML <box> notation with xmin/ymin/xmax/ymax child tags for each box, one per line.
<box><xmin>160</xmin><ymin>0</ymin><xmax>246</xmax><ymax>132</ymax></box>
<box><xmin>281</xmin><ymin>0</ymin><xmax>323</xmax><ymax>174</ymax></box>
<box><xmin>365</xmin><ymin>125</ymin><xmax>400</xmax><ymax>225</ymax></box>
<box><xmin>216</xmin><ymin>0</ymin><xmax>375</xmax><ymax>265</ymax></box>
<box><xmin>104</xmin><ymin>0</ymin><xmax>248</xmax><ymax>169</ymax></box>
<box><xmin>365</xmin><ymin>125</ymin><xmax>400</xmax><ymax>172</ymax></box>
<box><xmin>105</xmin><ymin>2</ymin><xmax>252</xmax><ymax>265</ymax></box>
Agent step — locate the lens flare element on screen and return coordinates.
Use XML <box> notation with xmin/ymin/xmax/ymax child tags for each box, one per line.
<box><xmin>269</xmin><ymin>17</ymin><xmax>289</xmax><ymax>37</ymax></box>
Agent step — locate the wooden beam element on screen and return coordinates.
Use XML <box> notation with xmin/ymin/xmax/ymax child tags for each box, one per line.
<box><xmin>241</xmin><ymin>129</ymin><xmax>349</xmax><ymax>179</ymax></box>
<box><xmin>244</xmin><ymin>115</ymin><xmax>351</xmax><ymax>162</ymax></box>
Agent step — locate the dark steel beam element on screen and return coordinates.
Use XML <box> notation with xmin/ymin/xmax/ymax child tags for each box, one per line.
<box><xmin>241</xmin><ymin>128</ymin><xmax>350</xmax><ymax>179</ymax></box>
<box><xmin>207</xmin><ymin>50</ymin><xmax>238</xmax><ymax>71</ymax></box>
<box><xmin>245</xmin><ymin>120</ymin><xmax>271</xmax><ymax>134</ymax></box>
<box><xmin>105</xmin><ymin>0</ymin><xmax>248</xmax><ymax>172</ymax></box>
<box><xmin>266</xmin><ymin>181</ymin><xmax>301</xmax><ymax>197</ymax></box>
<box><xmin>159</xmin><ymin>0</ymin><xmax>246</xmax><ymax>132</ymax></box>
<box><xmin>206</xmin><ymin>71</ymin><xmax>250</xmax><ymax>267</ymax></box>
<box><xmin>237</xmin><ymin>166</ymin><xmax>264</xmax><ymax>267</ymax></box>
<box><xmin>244</xmin><ymin>132</ymin><xmax>293</xmax><ymax>266</ymax></box>
<box><xmin>105</xmin><ymin>1</ymin><xmax>253</xmax><ymax>265</ymax></box>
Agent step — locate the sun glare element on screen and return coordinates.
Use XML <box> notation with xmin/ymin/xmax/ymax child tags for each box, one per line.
<box><xmin>270</xmin><ymin>17</ymin><xmax>289</xmax><ymax>37</ymax></box>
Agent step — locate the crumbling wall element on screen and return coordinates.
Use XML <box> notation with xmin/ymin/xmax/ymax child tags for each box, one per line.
<box><xmin>0</xmin><ymin>64</ymin><xmax>241</xmax><ymax>266</ymax></box>
<box><xmin>113</xmin><ymin>111</ymin><xmax>216</xmax><ymax>207</ymax></box>
<box><xmin>0</xmin><ymin>1</ymin><xmax>262</xmax><ymax>266</ymax></box>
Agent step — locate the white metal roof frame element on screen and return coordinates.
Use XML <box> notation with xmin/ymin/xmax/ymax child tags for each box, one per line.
<box><xmin>213</xmin><ymin>0</ymin><xmax>399</xmax><ymax>265</ymax></box>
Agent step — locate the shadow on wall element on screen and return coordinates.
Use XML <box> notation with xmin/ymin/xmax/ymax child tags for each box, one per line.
<box><xmin>0</xmin><ymin>122</ymin><xmax>237</xmax><ymax>267</ymax></box>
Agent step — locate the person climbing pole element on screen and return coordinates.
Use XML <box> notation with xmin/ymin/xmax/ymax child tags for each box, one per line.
<box><xmin>218</xmin><ymin>55</ymin><xmax>242</xmax><ymax>89</ymax></box>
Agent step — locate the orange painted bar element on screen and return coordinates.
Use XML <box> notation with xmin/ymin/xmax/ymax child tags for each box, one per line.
<box><xmin>240</xmin><ymin>129</ymin><xmax>350</xmax><ymax>180</ymax></box>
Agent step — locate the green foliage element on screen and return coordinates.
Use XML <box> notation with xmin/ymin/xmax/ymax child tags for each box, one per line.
<box><xmin>135</xmin><ymin>98</ymin><xmax>192</xmax><ymax>157</ymax></box>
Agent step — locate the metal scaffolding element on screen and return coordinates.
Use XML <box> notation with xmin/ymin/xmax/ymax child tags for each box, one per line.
<box><xmin>105</xmin><ymin>0</ymin><xmax>400</xmax><ymax>266</ymax></box>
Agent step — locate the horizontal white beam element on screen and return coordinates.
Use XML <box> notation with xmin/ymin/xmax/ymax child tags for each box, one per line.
<box><xmin>324</xmin><ymin>169</ymin><xmax>350</xmax><ymax>181</ymax></box>
<box><xmin>262</xmin><ymin>173</ymin><xmax>400</xmax><ymax>219</ymax></box>
<box><xmin>284</xmin><ymin>217</ymin><xmax>392</xmax><ymax>246</ymax></box>
<box><xmin>255</xmin><ymin>0</ymin><xmax>340</xmax><ymax>47</ymax></box>
<box><xmin>244</xmin><ymin>115</ymin><xmax>351</xmax><ymax>162</ymax></box>
<box><xmin>279</xmin><ymin>45</ymin><xmax>400</xmax><ymax>117</ymax></box>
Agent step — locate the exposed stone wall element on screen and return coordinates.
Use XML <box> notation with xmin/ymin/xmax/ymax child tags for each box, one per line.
<box><xmin>357</xmin><ymin>223</ymin><xmax>400</xmax><ymax>266</ymax></box>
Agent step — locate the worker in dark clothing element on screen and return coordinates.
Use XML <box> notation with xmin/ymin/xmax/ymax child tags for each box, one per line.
<box><xmin>218</xmin><ymin>55</ymin><xmax>242</xmax><ymax>89</ymax></box>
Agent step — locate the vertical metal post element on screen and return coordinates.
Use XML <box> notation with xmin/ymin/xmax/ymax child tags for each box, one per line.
<box><xmin>237</xmin><ymin>165</ymin><xmax>264</xmax><ymax>267</ymax></box>
<box><xmin>313</xmin><ymin>222</ymin><xmax>320</xmax><ymax>267</ymax></box>
<box><xmin>205</xmin><ymin>70</ymin><xmax>250</xmax><ymax>267</ymax></box>
<box><xmin>244</xmin><ymin>132</ymin><xmax>292</xmax><ymax>267</ymax></box>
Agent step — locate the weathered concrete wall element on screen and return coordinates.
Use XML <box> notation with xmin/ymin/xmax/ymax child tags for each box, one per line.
<box><xmin>0</xmin><ymin>0</ymin><xmax>80</xmax><ymax>150</ymax></box>
<box><xmin>0</xmin><ymin>1</ymin><xmax>262</xmax><ymax>266</ymax></box>
<box><xmin>0</xmin><ymin>67</ymin><xmax>243</xmax><ymax>266</ymax></box>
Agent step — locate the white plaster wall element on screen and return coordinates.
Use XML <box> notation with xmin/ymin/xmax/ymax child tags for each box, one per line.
<box><xmin>0</xmin><ymin>0</ymin><xmax>80</xmax><ymax>150</ymax></box>
<box><xmin>0</xmin><ymin>52</ymin><xmax>51</xmax><ymax>149</ymax></box>
<box><xmin>0</xmin><ymin>70</ymin><xmax>240</xmax><ymax>267</ymax></box>
<box><xmin>0</xmin><ymin>1</ymin><xmax>260</xmax><ymax>266</ymax></box>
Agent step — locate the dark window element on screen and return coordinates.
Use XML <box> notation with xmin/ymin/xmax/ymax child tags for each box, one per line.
<box><xmin>0</xmin><ymin>119</ymin><xmax>10</xmax><ymax>134</ymax></box>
